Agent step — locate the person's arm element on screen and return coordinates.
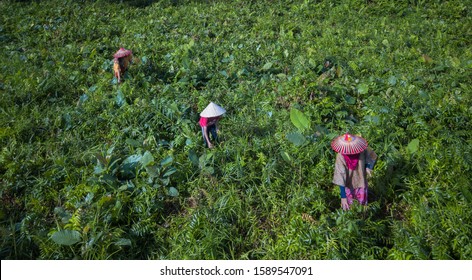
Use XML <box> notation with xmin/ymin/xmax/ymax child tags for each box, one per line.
<box><xmin>339</xmin><ymin>186</ymin><xmax>349</xmax><ymax>210</ymax></box>
<box><xmin>339</xmin><ymin>185</ymin><xmax>346</xmax><ymax>198</ymax></box>
<box><xmin>203</xmin><ymin>126</ymin><xmax>213</xmax><ymax>148</ymax></box>
<box><xmin>365</xmin><ymin>148</ymin><xmax>377</xmax><ymax>169</ymax></box>
<box><xmin>365</xmin><ymin>161</ymin><xmax>376</xmax><ymax>170</ymax></box>
<box><xmin>113</xmin><ymin>61</ymin><xmax>121</xmax><ymax>83</ymax></box>
<box><xmin>365</xmin><ymin>160</ymin><xmax>375</xmax><ymax>177</ymax></box>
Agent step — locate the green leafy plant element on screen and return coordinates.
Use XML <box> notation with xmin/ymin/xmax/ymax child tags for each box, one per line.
<box><xmin>1</xmin><ymin>0</ymin><xmax>471</xmax><ymax>260</ymax></box>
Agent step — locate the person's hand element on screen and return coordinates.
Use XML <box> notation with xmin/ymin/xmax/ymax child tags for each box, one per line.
<box><xmin>366</xmin><ymin>168</ymin><xmax>373</xmax><ymax>177</ymax></box>
<box><xmin>208</xmin><ymin>143</ymin><xmax>214</xmax><ymax>149</ymax></box>
<box><xmin>341</xmin><ymin>198</ymin><xmax>350</xmax><ymax>210</ymax></box>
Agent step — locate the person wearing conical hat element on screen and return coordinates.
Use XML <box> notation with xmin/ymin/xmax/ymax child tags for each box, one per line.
<box><xmin>331</xmin><ymin>133</ymin><xmax>377</xmax><ymax>210</ymax></box>
<box><xmin>199</xmin><ymin>102</ymin><xmax>226</xmax><ymax>149</ymax></box>
<box><xmin>113</xmin><ymin>47</ymin><xmax>133</xmax><ymax>83</ymax></box>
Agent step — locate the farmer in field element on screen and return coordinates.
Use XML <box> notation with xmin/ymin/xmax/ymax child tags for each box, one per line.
<box><xmin>113</xmin><ymin>47</ymin><xmax>133</xmax><ymax>83</ymax></box>
<box><xmin>331</xmin><ymin>133</ymin><xmax>377</xmax><ymax>210</ymax></box>
<box><xmin>199</xmin><ymin>102</ymin><xmax>226</xmax><ymax>149</ymax></box>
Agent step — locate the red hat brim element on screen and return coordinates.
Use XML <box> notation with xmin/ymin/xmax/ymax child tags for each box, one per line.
<box><xmin>113</xmin><ymin>48</ymin><xmax>132</xmax><ymax>58</ymax></box>
<box><xmin>331</xmin><ymin>134</ymin><xmax>368</xmax><ymax>155</ymax></box>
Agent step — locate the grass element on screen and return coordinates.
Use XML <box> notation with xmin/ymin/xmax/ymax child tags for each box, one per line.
<box><xmin>0</xmin><ymin>0</ymin><xmax>471</xmax><ymax>259</ymax></box>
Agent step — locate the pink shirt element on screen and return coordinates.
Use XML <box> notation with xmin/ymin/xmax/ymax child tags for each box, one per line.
<box><xmin>199</xmin><ymin>117</ymin><xmax>220</xmax><ymax>127</ymax></box>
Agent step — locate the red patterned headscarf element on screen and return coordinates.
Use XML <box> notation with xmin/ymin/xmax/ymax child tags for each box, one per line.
<box><xmin>342</xmin><ymin>153</ymin><xmax>360</xmax><ymax>170</ymax></box>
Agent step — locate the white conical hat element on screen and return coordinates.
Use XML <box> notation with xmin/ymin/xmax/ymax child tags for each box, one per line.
<box><xmin>200</xmin><ymin>102</ymin><xmax>226</xmax><ymax>117</ymax></box>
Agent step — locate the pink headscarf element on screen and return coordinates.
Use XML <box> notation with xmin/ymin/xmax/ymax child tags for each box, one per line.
<box><xmin>342</xmin><ymin>153</ymin><xmax>360</xmax><ymax>170</ymax></box>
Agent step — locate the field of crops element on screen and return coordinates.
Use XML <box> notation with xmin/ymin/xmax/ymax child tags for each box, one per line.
<box><xmin>1</xmin><ymin>0</ymin><xmax>471</xmax><ymax>259</ymax></box>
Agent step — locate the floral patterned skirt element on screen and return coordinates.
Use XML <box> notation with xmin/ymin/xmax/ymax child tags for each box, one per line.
<box><xmin>345</xmin><ymin>187</ymin><xmax>368</xmax><ymax>205</ymax></box>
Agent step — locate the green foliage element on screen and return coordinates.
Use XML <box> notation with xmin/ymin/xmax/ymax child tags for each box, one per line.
<box><xmin>407</xmin><ymin>139</ymin><xmax>420</xmax><ymax>154</ymax></box>
<box><xmin>290</xmin><ymin>108</ymin><xmax>311</xmax><ymax>132</ymax></box>
<box><xmin>51</xmin><ymin>230</ymin><xmax>81</xmax><ymax>246</ymax></box>
<box><xmin>286</xmin><ymin>132</ymin><xmax>307</xmax><ymax>146</ymax></box>
<box><xmin>1</xmin><ymin>0</ymin><xmax>471</xmax><ymax>260</ymax></box>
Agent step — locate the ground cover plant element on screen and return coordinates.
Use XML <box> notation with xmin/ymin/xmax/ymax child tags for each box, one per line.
<box><xmin>1</xmin><ymin>0</ymin><xmax>471</xmax><ymax>260</ymax></box>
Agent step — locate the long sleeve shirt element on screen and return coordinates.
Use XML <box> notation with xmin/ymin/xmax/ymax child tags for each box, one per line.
<box><xmin>333</xmin><ymin>148</ymin><xmax>377</xmax><ymax>189</ymax></box>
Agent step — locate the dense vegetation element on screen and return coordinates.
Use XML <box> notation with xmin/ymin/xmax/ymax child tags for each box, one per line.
<box><xmin>1</xmin><ymin>0</ymin><xmax>471</xmax><ymax>260</ymax></box>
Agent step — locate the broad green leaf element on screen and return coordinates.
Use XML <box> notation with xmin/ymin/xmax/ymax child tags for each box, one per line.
<box><xmin>78</xmin><ymin>94</ymin><xmax>88</xmax><ymax>106</ymax></box>
<box><xmin>116</xmin><ymin>90</ymin><xmax>126</xmax><ymax>107</ymax></box>
<box><xmin>262</xmin><ymin>62</ymin><xmax>273</xmax><ymax>70</ymax></box>
<box><xmin>364</xmin><ymin>115</ymin><xmax>380</xmax><ymax>124</ymax></box>
<box><xmin>62</xmin><ymin>113</ymin><xmax>72</xmax><ymax>130</ymax></box>
<box><xmin>160</xmin><ymin>156</ymin><xmax>174</xmax><ymax>167</ymax></box>
<box><xmin>145</xmin><ymin>165</ymin><xmax>160</xmax><ymax>178</ymax></box>
<box><xmin>140</xmin><ymin>151</ymin><xmax>154</xmax><ymax>167</ymax></box>
<box><xmin>357</xmin><ymin>83</ymin><xmax>369</xmax><ymax>95</ymax></box>
<box><xmin>126</xmin><ymin>138</ymin><xmax>141</xmax><ymax>147</ymax></box>
<box><xmin>115</xmin><ymin>238</ymin><xmax>132</xmax><ymax>246</ymax></box>
<box><xmin>281</xmin><ymin>151</ymin><xmax>291</xmax><ymax>163</ymax></box>
<box><xmin>168</xmin><ymin>187</ymin><xmax>179</xmax><ymax>197</ymax></box>
<box><xmin>219</xmin><ymin>70</ymin><xmax>228</xmax><ymax>77</ymax></box>
<box><xmin>314</xmin><ymin>125</ymin><xmax>329</xmax><ymax>136</ymax></box>
<box><xmin>120</xmin><ymin>154</ymin><xmax>142</xmax><ymax>179</ymax></box>
<box><xmin>98</xmin><ymin>195</ymin><xmax>113</xmax><ymax>207</ymax></box>
<box><xmin>290</xmin><ymin>108</ymin><xmax>310</xmax><ymax>132</ymax></box>
<box><xmin>348</xmin><ymin>61</ymin><xmax>358</xmax><ymax>71</ymax></box>
<box><xmin>88</xmin><ymin>85</ymin><xmax>97</xmax><ymax>93</ymax></box>
<box><xmin>54</xmin><ymin>207</ymin><xmax>72</xmax><ymax>224</ymax></box>
<box><xmin>221</xmin><ymin>55</ymin><xmax>234</xmax><ymax>63</ymax></box>
<box><xmin>388</xmin><ymin>76</ymin><xmax>397</xmax><ymax>86</ymax></box>
<box><xmin>202</xmin><ymin>166</ymin><xmax>214</xmax><ymax>175</ymax></box>
<box><xmin>162</xmin><ymin>166</ymin><xmax>177</xmax><ymax>177</ymax></box>
<box><xmin>99</xmin><ymin>174</ymin><xmax>118</xmax><ymax>186</ymax></box>
<box><xmin>169</xmin><ymin>102</ymin><xmax>179</xmax><ymax>114</ymax></box>
<box><xmin>51</xmin><ymin>230</ymin><xmax>81</xmax><ymax>246</ymax></box>
<box><xmin>286</xmin><ymin>132</ymin><xmax>307</xmax><ymax>146</ymax></box>
<box><xmin>189</xmin><ymin>150</ymin><xmax>199</xmax><ymax>166</ymax></box>
<box><xmin>277</xmin><ymin>73</ymin><xmax>287</xmax><ymax>79</ymax></box>
<box><xmin>345</xmin><ymin>95</ymin><xmax>356</xmax><ymax>105</ymax></box>
<box><xmin>407</xmin><ymin>139</ymin><xmax>420</xmax><ymax>154</ymax></box>
<box><xmin>94</xmin><ymin>164</ymin><xmax>105</xmax><ymax>175</ymax></box>
<box><xmin>123</xmin><ymin>154</ymin><xmax>142</xmax><ymax>165</ymax></box>
<box><xmin>461</xmin><ymin>183</ymin><xmax>472</xmax><ymax>203</ymax></box>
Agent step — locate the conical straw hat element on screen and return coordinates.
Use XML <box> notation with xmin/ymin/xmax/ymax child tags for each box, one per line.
<box><xmin>331</xmin><ymin>133</ymin><xmax>368</xmax><ymax>155</ymax></box>
<box><xmin>113</xmin><ymin>47</ymin><xmax>133</xmax><ymax>58</ymax></box>
<box><xmin>200</xmin><ymin>102</ymin><xmax>226</xmax><ymax>118</ymax></box>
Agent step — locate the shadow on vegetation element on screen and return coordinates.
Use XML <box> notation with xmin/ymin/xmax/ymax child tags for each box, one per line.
<box><xmin>370</xmin><ymin>154</ymin><xmax>413</xmax><ymax>220</ymax></box>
